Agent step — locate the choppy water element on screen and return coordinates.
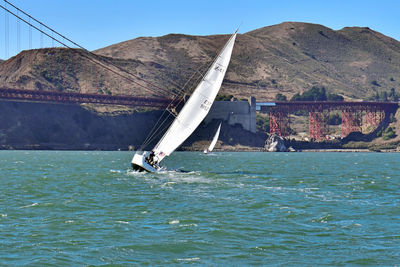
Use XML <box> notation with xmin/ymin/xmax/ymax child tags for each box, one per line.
<box><xmin>0</xmin><ymin>151</ymin><xmax>399</xmax><ymax>266</ymax></box>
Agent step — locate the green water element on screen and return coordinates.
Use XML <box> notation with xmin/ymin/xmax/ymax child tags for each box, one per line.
<box><xmin>0</xmin><ymin>151</ymin><xmax>399</xmax><ymax>265</ymax></box>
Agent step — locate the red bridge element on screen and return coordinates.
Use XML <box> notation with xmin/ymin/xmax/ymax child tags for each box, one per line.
<box><xmin>1</xmin><ymin>88</ymin><xmax>398</xmax><ymax>140</ymax></box>
<box><xmin>0</xmin><ymin>87</ymin><xmax>176</xmax><ymax>108</ymax></box>
<box><xmin>258</xmin><ymin>101</ymin><xmax>399</xmax><ymax>139</ymax></box>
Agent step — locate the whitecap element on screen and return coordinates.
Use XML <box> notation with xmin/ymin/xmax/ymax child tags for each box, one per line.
<box><xmin>65</xmin><ymin>220</ymin><xmax>74</xmax><ymax>223</ymax></box>
<box><xmin>19</xmin><ymin>203</ymin><xmax>39</xmax><ymax>209</ymax></box>
<box><xmin>177</xmin><ymin>257</ymin><xmax>200</xmax><ymax>262</ymax></box>
<box><xmin>179</xmin><ymin>223</ymin><xmax>198</xmax><ymax>227</ymax></box>
<box><xmin>116</xmin><ymin>220</ymin><xmax>130</xmax><ymax>224</ymax></box>
<box><xmin>110</xmin><ymin>169</ymin><xmax>122</xmax><ymax>173</ymax></box>
<box><xmin>162</xmin><ymin>181</ymin><xmax>177</xmax><ymax>187</ymax></box>
<box><xmin>169</xmin><ymin>220</ymin><xmax>179</xmax><ymax>224</ymax></box>
<box><xmin>126</xmin><ymin>169</ymin><xmax>147</xmax><ymax>176</ymax></box>
<box><xmin>0</xmin><ymin>214</ymin><xmax>7</xmax><ymax>218</ymax></box>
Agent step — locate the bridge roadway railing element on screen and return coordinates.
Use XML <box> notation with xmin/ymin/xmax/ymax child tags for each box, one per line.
<box><xmin>0</xmin><ymin>87</ymin><xmax>176</xmax><ymax>108</ymax></box>
<box><xmin>258</xmin><ymin>101</ymin><xmax>399</xmax><ymax>113</ymax></box>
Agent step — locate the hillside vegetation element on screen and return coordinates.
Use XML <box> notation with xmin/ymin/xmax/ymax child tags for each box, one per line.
<box><xmin>1</xmin><ymin>22</ymin><xmax>400</xmax><ymax>101</ymax></box>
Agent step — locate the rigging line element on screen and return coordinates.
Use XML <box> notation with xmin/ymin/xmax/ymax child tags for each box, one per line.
<box><xmin>139</xmin><ymin>95</ymin><xmax>188</xmax><ymax>150</ymax></box>
<box><xmin>96</xmin><ymin>55</ymin><xmax>179</xmax><ymax>97</ymax></box>
<box><xmin>141</xmin><ymin>33</ymin><xmax>234</xmax><ymax>115</ymax></box>
<box><xmin>138</xmin><ymin>61</ymin><xmax>212</xmax><ymax>149</ymax></box>
<box><xmin>139</xmin><ymin>111</ymin><xmax>173</xmax><ymax>150</ymax></box>
<box><xmin>139</xmin><ymin>33</ymin><xmax>235</xmax><ymax>149</ymax></box>
<box><xmin>161</xmin><ymin>44</ymin><xmax>220</xmax><ymax>101</ymax></box>
<box><xmin>140</xmin><ymin>92</ymin><xmax>192</xmax><ymax>150</ymax></box>
<box><xmin>0</xmin><ymin>3</ymin><xmax>172</xmax><ymax>98</ymax></box>
<box><xmin>2</xmin><ymin>1</ymin><xmax>178</xmax><ymax>98</ymax></box>
<box><xmin>179</xmin><ymin>43</ymin><xmax>225</xmax><ymax>98</ymax></box>
<box><xmin>139</xmin><ymin>95</ymin><xmax>194</xmax><ymax>150</ymax></box>
<box><xmin>75</xmin><ymin>51</ymin><xmax>172</xmax><ymax>97</ymax></box>
<box><xmin>177</xmin><ymin>49</ymin><xmax>222</xmax><ymax>96</ymax></box>
<box><xmin>142</xmin><ymin>115</ymin><xmax>180</xmax><ymax>152</ymax></box>
<box><xmin>80</xmin><ymin>51</ymin><xmax>173</xmax><ymax>97</ymax></box>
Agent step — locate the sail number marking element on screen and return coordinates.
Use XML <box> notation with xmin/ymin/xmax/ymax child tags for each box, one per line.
<box><xmin>214</xmin><ymin>65</ymin><xmax>224</xmax><ymax>73</ymax></box>
<box><xmin>200</xmin><ymin>99</ymin><xmax>212</xmax><ymax>111</ymax></box>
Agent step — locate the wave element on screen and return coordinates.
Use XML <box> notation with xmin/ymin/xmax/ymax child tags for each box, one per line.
<box><xmin>116</xmin><ymin>220</ymin><xmax>130</xmax><ymax>224</ymax></box>
<box><xmin>19</xmin><ymin>203</ymin><xmax>39</xmax><ymax>209</ymax></box>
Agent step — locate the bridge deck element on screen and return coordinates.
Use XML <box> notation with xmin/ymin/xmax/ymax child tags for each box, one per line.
<box><xmin>258</xmin><ymin>101</ymin><xmax>399</xmax><ymax>112</ymax></box>
<box><xmin>0</xmin><ymin>88</ymin><xmax>175</xmax><ymax>107</ymax></box>
<box><xmin>1</xmin><ymin>88</ymin><xmax>398</xmax><ymax>112</ymax></box>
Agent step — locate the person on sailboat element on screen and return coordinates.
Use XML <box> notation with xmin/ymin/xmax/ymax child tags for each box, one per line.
<box><xmin>147</xmin><ymin>151</ymin><xmax>156</xmax><ymax>165</ymax></box>
<box><xmin>168</xmin><ymin>103</ymin><xmax>178</xmax><ymax>116</ymax></box>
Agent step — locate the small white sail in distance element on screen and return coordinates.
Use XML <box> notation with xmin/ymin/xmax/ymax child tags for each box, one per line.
<box><xmin>152</xmin><ymin>31</ymin><xmax>237</xmax><ymax>163</ymax></box>
<box><xmin>205</xmin><ymin>122</ymin><xmax>222</xmax><ymax>153</ymax></box>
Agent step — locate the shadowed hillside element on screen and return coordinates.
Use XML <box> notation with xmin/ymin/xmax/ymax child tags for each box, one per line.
<box><xmin>1</xmin><ymin>22</ymin><xmax>400</xmax><ymax>101</ymax></box>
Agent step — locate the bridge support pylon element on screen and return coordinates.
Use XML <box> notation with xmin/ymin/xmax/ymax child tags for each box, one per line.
<box><xmin>364</xmin><ymin>110</ymin><xmax>384</xmax><ymax>128</ymax></box>
<box><xmin>270</xmin><ymin>110</ymin><xmax>289</xmax><ymax>137</ymax></box>
<box><xmin>341</xmin><ymin>109</ymin><xmax>362</xmax><ymax>137</ymax></box>
<box><xmin>309</xmin><ymin>109</ymin><xmax>328</xmax><ymax>141</ymax></box>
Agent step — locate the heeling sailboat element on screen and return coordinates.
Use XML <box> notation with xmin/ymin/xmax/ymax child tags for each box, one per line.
<box><xmin>131</xmin><ymin>30</ymin><xmax>237</xmax><ymax>172</ymax></box>
<box><xmin>204</xmin><ymin>122</ymin><xmax>222</xmax><ymax>154</ymax></box>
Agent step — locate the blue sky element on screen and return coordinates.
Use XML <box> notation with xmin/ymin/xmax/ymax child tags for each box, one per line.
<box><xmin>1</xmin><ymin>0</ymin><xmax>400</xmax><ymax>59</ymax></box>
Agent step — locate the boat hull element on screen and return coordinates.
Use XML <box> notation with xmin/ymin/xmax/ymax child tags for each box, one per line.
<box><xmin>131</xmin><ymin>153</ymin><xmax>159</xmax><ymax>173</ymax></box>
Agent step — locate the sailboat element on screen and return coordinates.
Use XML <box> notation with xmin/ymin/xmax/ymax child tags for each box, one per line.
<box><xmin>204</xmin><ymin>122</ymin><xmax>221</xmax><ymax>154</ymax></box>
<box><xmin>131</xmin><ymin>30</ymin><xmax>237</xmax><ymax>172</ymax></box>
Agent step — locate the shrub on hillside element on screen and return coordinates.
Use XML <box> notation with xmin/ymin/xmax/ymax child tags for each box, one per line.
<box><xmin>326</xmin><ymin>113</ymin><xmax>342</xmax><ymax>125</ymax></box>
<box><xmin>216</xmin><ymin>94</ymin><xmax>234</xmax><ymax>101</ymax></box>
<box><xmin>382</xmin><ymin>127</ymin><xmax>396</xmax><ymax>140</ymax></box>
<box><xmin>290</xmin><ymin>86</ymin><xmax>343</xmax><ymax>102</ymax></box>
<box><xmin>275</xmin><ymin>93</ymin><xmax>287</xmax><ymax>101</ymax></box>
<box><xmin>327</xmin><ymin>93</ymin><xmax>344</xmax><ymax>101</ymax></box>
<box><xmin>256</xmin><ymin>114</ymin><xmax>270</xmax><ymax>133</ymax></box>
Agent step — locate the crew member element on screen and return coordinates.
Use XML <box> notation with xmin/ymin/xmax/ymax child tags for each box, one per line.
<box><xmin>147</xmin><ymin>151</ymin><xmax>155</xmax><ymax>165</ymax></box>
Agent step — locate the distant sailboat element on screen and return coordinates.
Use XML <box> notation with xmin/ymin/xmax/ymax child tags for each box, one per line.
<box><xmin>204</xmin><ymin>122</ymin><xmax>221</xmax><ymax>154</ymax></box>
<box><xmin>131</xmin><ymin>30</ymin><xmax>237</xmax><ymax>172</ymax></box>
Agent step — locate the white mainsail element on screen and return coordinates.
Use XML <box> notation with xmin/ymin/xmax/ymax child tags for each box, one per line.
<box><xmin>207</xmin><ymin>122</ymin><xmax>222</xmax><ymax>152</ymax></box>
<box><xmin>152</xmin><ymin>32</ymin><xmax>237</xmax><ymax>163</ymax></box>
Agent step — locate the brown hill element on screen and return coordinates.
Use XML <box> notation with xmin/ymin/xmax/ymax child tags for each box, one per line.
<box><xmin>1</xmin><ymin>22</ymin><xmax>400</xmax><ymax>100</ymax></box>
